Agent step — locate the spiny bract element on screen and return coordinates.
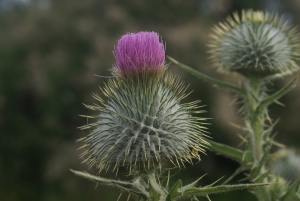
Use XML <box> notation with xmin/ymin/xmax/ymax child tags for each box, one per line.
<box><xmin>79</xmin><ymin>74</ymin><xmax>208</xmax><ymax>174</ymax></box>
<box><xmin>208</xmin><ymin>10</ymin><xmax>300</xmax><ymax>78</ymax></box>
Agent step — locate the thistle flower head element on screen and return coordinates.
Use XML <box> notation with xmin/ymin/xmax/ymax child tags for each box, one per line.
<box><xmin>113</xmin><ymin>31</ymin><xmax>166</xmax><ymax>78</ymax></box>
<box><xmin>209</xmin><ymin>10</ymin><xmax>300</xmax><ymax>78</ymax></box>
<box><xmin>79</xmin><ymin>75</ymin><xmax>208</xmax><ymax>174</ymax></box>
<box><xmin>79</xmin><ymin>32</ymin><xmax>208</xmax><ymax>175</ymax></box>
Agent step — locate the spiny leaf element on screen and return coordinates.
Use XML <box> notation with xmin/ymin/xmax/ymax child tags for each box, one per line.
<box><xmin>222</xmin><ymin>166</ymin><xmax>248</xmax><ymax>185</ymax></box>
<box><xmin>206</xmin><ymin>176</ymin><xmax>225</xmax><ymax>187</ymax></box>
<box><xmin>281</xmin><ymin>178</ymin><xmax>300</xmax><ymax>201</ymax></box>
<box><xmin>70</xmin><ymin>169</ymin><xmax>149</xmax><ymax>199</ymax></box>
<box><xmin>206</xmin><ymin>139</ymin><xmax>246</xmax><ymax>163</ymax></box>
<box><xmin>167</xmin><ymin>56</ymin><xmax>241</xmax><ymax>93</ymax></box>
<box><xmin>171</xmin><ymin>183</ymin><xmax>269</xmax><ymax>199</ymax></box>
<box><xmin>169</xmin><ymin>179</ymin><xmax>183</xmax><ymax>198</ymax></box>
<box><xmin>178</xmin><ymin>174</ymin><xmax>208</xmax><ymax>194</ymax></box>
<box><xmin>257</xmin><ymin>76</ymin><xmax>298</xmax><ymax>113</ymax></box>
<box><xmin>191</xmin><ymin>196</ymin><xmax>200</xmax><ymax>201</ymax></box>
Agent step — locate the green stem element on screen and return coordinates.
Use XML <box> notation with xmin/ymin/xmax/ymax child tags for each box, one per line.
<box><xmin>148</xmin><ymin>171</ymin><xmax>165</xmax><ymax>201</ymax></box>
<box><xmin>167</xmin><ymin>56</ymin><xmax>242</xmax><ymax>93</ymax></box>
<box><xmin>245</xmin><ymin>79</ymin><xmax>264</xmax><ymax>162</ymax></box>
<box><xmin>244</xmin><ymin>78</ymin><xmax>271</xmax><ymax>200</ymax></box>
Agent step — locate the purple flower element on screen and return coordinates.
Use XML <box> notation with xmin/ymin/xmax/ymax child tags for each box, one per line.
<box><xmin>113</xmin><ymin>31</ymin><xmax>165</xmax><ymax>78</ymax></box>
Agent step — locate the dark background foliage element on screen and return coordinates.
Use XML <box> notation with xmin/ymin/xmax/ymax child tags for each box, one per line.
<box><xmin>0</xmin><ymin>0</ymin><xmax>300</xmax><ymax>200</ymax></box>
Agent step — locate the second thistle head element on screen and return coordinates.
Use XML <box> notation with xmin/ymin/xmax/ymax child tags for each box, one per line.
<box><xmin>270</xmin><ymin>149</ymin><xmax>300</xmax><ymax>183</ymax></box>
<box><xmin>209</xmin><ymin>10</ymin><xmax>300</xmax><ymax>78</ymax></box>
<box><xmin>79</xmin><ymin>31</ymin><xmax>208</xmax><ymax>175</ymax></box>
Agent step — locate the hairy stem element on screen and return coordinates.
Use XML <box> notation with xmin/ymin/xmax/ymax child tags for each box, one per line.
<box><xmin>148</xmin><ymin>171</ymin><xmax>165</xmax><ymax>201</ymax></box>
<box><xmin>247</xmin><ymin>79</ymin><xmax>264</xmax><ymax>161</ymax></box>
<box><xmin>167</xmin><ymin>56</ymin><xmax>242</xmax><ymax>93</ymax></box>
<box><xmin>244</xmin><ymin>78</ymin><xmax>270</xmax><ymax>200</ymax></box>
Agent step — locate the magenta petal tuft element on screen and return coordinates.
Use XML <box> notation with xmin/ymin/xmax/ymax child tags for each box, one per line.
<box><xmin>113</xmin><ymin>31</ymin><xmax>165</xmax><ymax>78</ymax></box>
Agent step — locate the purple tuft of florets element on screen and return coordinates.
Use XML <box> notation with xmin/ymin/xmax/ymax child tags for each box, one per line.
<box><xmin>113</xmin><ymin>31</ymin><xmax>165</xmax><ymax>78</ymax></box>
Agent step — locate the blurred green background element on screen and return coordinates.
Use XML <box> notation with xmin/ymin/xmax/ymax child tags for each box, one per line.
<box><xmin>1</xmin><ymin>0</ymin><xmax>300</xmax><ymax>200</ymax></box>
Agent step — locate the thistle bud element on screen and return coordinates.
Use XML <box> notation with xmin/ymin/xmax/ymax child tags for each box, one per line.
<box><xmin>270</xmin><ymin>149</ymin><xmax>300</xmax><ymax>183</ymax></box>
<box><xmin>79</xmin><ymin>32</ymin><xmax>208</xmax><ymax>174</ymax></box>
<box><xmin>208</xmin><ymin>10</ymin><xmax>300</xmax><ymax>78</ymax></box>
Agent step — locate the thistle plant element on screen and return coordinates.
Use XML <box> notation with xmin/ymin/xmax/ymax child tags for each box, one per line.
<box><xmin>79</xmin><ymin>32</ymin><xmax>209</xmax><ymax>175</ymax></box>
<box><xmin>71</xmin><ymin>31</ymin><xmax>266</xmax><ymax>201</ymax></box>
<box><xmin>169</xmin><ymin>10</ymin><xmax>300</xmax><ymax>201</ymax></box>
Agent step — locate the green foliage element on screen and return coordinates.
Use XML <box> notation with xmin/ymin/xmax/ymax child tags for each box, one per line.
<box><xmin>281</xmin><ymin>179</ymin><xmax>300</xmax><ymax>201</ymax></box>
<box><xmin>70</xmin><ymin>169</ymin><xmax>150</xmax><ymax>200</ymax></box>
<box><xmin>171</xmin><ymin>9</ymin><xmax>300</xmax><ymax>201</ymax></box>
<box><xmin>71</xmin><ymin>169</ymin><xmax>268</xmax><ymax>201</ymax></box>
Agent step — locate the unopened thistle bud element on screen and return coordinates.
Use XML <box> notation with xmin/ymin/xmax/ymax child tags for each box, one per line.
<box><xmin>79</xmin><ymin>32</ymin><xmax>208</xmax><ymax>174</ymax></box>
<box><xmin>208</xmin><ymin>10</ymin><xmax>300</xmax><ymax>78</ymax></box>
<box><xmin>270</xmin><ymin>149</ymin><xmax>300</xmax><ymax>183</ymax></box>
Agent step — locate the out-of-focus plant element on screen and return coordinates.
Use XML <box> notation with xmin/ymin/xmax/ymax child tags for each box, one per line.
<box><xmin>71</xmin><ymin>31</ymin><xmax>266</xmax><ymax>201</ymax></box>
<box><xmin>169</xmin><ymin>10</ymin><xmax>300</xmax><ymax>201</ymax></box>
<box><xmin>270</xmin><ymin>149</ymin><xmax>300</xmax><ymax>184</ymax></box>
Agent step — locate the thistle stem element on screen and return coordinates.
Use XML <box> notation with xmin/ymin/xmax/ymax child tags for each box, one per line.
<box><xmin>148</xmin><ymin>171</ymin><xmax>165</xmax><ymax>201</ymax></box>
<box><xmin>244</xmin><ymin>78</ymin><xmax>270</xmax><ymax>200</ymax></box>
<box><xmin>248</xmin><ymin>79</ymin><xmax>264</xmax><ymax>161</ymax></box>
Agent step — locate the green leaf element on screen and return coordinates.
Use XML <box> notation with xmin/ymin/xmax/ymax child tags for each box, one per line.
<box><xmin>167</xmin><ymin>56</ymin><xmax>242</xmax><ymax>93</ymax></box>
<box><xmin>221</xmin><ymin>166</ymin><xmax>247</xmax><ymax>185</ymax></box>
<box><xmin>257</xmin><ymin>76</ymin><xmax>298</xmax><ymax>114</ymax></box>
<box><xmin>191</xmin><ymin>196</ymin><xmax>200</xmax><ymax>201</ymax></box>
<box><xmin>171</xmin><ymin>183</ymin><xmax>269</xmax><ymax>199</ymax></box>
<box><xmin>281</xmin><ymin>178</ymin><xmax>300</xmax><ymax>201</ymax></box>
<box><xmin>206</xmin><ymin>139</ymin><xmax>246</xmax><ymax>163</ymax></box>
<box><xmin>169</xmin><ymin>179</ymin><xmax>182</xmax><ymax>198</ymax></box>
<box><xmin>178</xmin><ymin>174</ymin><xmax>208</xmax><ymax>194</ymax></box>
<box><xmin>250</xmin><ymin>154</ymin><xmax>271</xmax><ymax>182</ymax></box>
<box><xmin>70</xmin><ymin>169</ymin><xmax>150</xmax><ymax>200</ymax></box>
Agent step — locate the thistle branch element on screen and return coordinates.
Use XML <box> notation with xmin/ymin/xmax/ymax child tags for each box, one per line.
<box><xmin>70</xmin><ymin>169</ymin><xmax>150</xmax><ymax>200</ymax></box>
<box><xmin>167</xmin><ymin>56</ymin><xmax>242</xmax><ymax>93</ymax></box>
<box><xmin>257</xmin><ymin>76</ymin><xmax>298</xmax><ymax>114</ymax></box>
<box><xmin>148</xmin><ymin>172</ymin><xmax>166</xmax><ymax>196</ymax></box>
<box><xmin>206</xmin><ymin>139</ymin><xmax>245</xmax><ymax>163</ymax></box>
<box><xmin>171</xmin><ymin>183</ymin><xmax>269</xmax><ymax>199</ymax></box>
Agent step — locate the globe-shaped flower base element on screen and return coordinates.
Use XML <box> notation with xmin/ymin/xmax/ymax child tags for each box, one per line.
<box><xmin>79</xmin><ymin>74</ymin><xmax>208</xmax><ymax>174</ymax></box>
<box><xmin>209</xmin><ymin>10</ymin><xmax>300</xmax><ymax>79</ymax></box>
